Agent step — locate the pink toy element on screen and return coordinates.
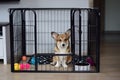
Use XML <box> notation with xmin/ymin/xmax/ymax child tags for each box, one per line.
<box><xmin>86</xmin><ymin>57</ymin><xmax>95</xmax><ymax>66</ymax></box>
<box><xmin>20</xmin><ymin>63</ymin><xmax>30</xmax><ymax>70</ymax></box>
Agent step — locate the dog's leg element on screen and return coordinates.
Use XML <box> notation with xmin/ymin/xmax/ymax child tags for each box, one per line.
<box><xmin>62</xmin><ymin>57</ymin><xmax>68</xmax><ymax>68</ymax></box>
<box><xmin>55</xmin><ymin>61</ymin><xmax>60</xmax><ymax>67</ymax></box>
<box><xmin>53</xmin><ymin>56</ymin><xmax>60</xmax><ymax>67</ymax></box>
<box><xmin>67</xmin><ymin>56</ymin><xmax>72</xmax><ymax>64</ymax></box>
<box><xmin>50</xmin><ymin>56</ymin><xmax>56</xmax><ymax>65</ymax></box>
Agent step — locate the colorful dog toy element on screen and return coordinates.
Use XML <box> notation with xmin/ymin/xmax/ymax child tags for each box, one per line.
<box><xmin>20</xmin><ymin>63</ymin><xmax>30</xmax><ymax>70</ymax></box>
<box><xmin>86</xmin><ymin>57</ymin><xmax>95</xmax><ymax>66</ymax></box>
<box><xmin>30</xmin><ymin>57</ymin><xmax>36</xmax><ymax>65</ymax></box>
<box><xmin>14</xmin><ymin>63</ymin><xmax>20</xmax><ymax>70</ymax></box>
<box><xmin>22</xmin><ymin>56</ymin><xmax>27</xmax><ymax>61</ymax></box>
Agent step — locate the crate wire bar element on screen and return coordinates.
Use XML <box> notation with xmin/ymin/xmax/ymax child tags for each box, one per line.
<box><xmin>9</xmin><ymin>8</ymin><xmax>100</xmax><ymax>73</ymax></box>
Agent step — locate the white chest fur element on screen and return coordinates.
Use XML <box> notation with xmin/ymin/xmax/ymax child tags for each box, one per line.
<box><xmin>55</xmin><ymin>52</ymin><xmax>69</xmax><ymax>65</ymax></box>
<box><xmin>54</xmin><ymin>48</ymin><xmax>70</xmax><ymax>68</ymax></box>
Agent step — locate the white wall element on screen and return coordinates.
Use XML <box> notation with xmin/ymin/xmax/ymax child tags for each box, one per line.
<box><xmin>105</xmin><ymin>0</ymin><xmax>120</xmax><ymax>31</ymax></box>
<box><xmin>0</xmin><ymin>0</ymin><xmax>93</xmax><ymax>22</ymax></box>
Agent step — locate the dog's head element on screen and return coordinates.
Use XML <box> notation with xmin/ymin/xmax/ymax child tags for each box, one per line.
<box><xmin>51</xmin><ymin>29</ymin><xmax>71</xmax><ymax>49</ymax></box>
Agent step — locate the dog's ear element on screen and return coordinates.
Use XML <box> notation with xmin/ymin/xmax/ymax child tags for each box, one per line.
<box><xmin>65</xmin><ymin>29</ymin><xmax>71</xmax><ymax>37</ymax></box>
<box><xmin>51</xmin><ymin>32</ymin><xmax>59</xmax><ymax>39</ymax></box>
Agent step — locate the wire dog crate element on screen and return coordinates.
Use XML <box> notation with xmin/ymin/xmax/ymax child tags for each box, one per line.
<box><xmin>9</xmin><ymin>8</ymin><xmax>100</xmax><ymax>73</ymax></box>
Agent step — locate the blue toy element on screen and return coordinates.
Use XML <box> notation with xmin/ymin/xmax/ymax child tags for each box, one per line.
<box><xmin>30</xmin><ymin>57</ymin><xmax>36</xmax><ymax>65</ymax></box>
<box><xmin>29</xmin><ymin>56</ymin><xmax>45</xmax><ymax>65</ymax></box>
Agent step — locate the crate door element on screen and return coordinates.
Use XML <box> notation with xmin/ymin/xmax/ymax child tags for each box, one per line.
<box><xmin>71</xmin><ymin>9</ymin><xmax>88</xmax><ymax>58</ymax></box>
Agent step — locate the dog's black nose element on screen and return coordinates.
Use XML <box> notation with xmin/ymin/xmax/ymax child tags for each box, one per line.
<box><xmin>62</xmin><ymin>44</ymin><xmax>65</xmax><ymax>47</ymax></box>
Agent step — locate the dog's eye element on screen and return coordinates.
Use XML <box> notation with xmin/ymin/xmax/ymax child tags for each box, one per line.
<box><xmin>65</xmin><ymin>39</ymin><xmax>67</xmax><ymax>41</ymax></box>
<box><xmin>58</xmin><ymin>39</ymin><xmax>62</xmax><ymax>41</ymax></box>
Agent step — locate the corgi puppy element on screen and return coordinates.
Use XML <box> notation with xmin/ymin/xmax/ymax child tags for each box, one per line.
<box><xmin>51</xmin><ymin>29</ymin><xmax>72</xmax><ymax>68</ymax></box>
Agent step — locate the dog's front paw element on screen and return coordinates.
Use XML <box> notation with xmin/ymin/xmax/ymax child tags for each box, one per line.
<box><xmin>55</xmin><ymin>63</ymin><xmax>60</xmax><ymax>68</ymax></box>
<box><xmin>50</xmin><ymin>62</ymin><xmax>55</xmax><ymax>66</ymax></box>
<box><xmin>63</xmin><ymin>64</ymin><xmax>68</xmax><ymax>68</ymax></box>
